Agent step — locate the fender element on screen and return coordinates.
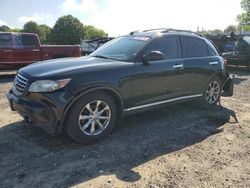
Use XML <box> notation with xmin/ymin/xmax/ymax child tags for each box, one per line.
<box><xmin>57</xmin><ymin>84</ymin><xmax>125</xmax><ymax>133</ymax></box>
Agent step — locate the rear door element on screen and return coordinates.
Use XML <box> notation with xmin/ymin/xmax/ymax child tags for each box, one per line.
<box><xmin>0</xmin><ymin>33</ymin><xmax>13</xmax><ymax>69</ymax></box>
<box><xmin>12</xmin><ymin>34</ymin><xmax>41</xmax><ymax>68</ymax></box>
<box><xmin>180</xmin><ymin>36</ymin><xmax>221</xmax><ymax>94</ymax></box>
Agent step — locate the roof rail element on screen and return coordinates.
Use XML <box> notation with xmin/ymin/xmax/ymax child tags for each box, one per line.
<box><xmin>140</xmin><ymin>28</ymin><xmax>205</xmax><ymax>38</ymax></box>
<box><xmin>142</xmin><ymin>28</ymin><xmax>172</xmax><ymax>32</ymax></box>
<box><xmin>163</xmin><ymin>28</ymin><xmax>205</xmax><ymax>37</ymax></box>
<box><xmin>129</xmin><ymin>30</ymin><xmax>139</xmax><ymax>35</ymax></box>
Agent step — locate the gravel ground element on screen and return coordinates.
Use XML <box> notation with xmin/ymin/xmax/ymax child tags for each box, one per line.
<box><xmin>0</xmin><ymin>67</ymin><xmax>249</xmax><ymax>188</ymax></box>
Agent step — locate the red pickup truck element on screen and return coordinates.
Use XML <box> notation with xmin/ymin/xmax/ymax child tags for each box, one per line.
<box><xmin>0</xmin><ymin>32</ymin><xmax>82</xmax><ymax>70</ymax></box>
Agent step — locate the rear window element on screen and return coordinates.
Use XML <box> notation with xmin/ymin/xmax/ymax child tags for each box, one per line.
<box><xmin>181</xmin><ymin>37</ymin><xmax>209</xmax><ymax>58</ymax></box>
<box><xmin>0</xmin><ymin>34</ymin><xmax>12</xmax><ymax>47</ymax></box>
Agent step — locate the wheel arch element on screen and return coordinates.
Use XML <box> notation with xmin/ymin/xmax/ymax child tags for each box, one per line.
<box><xmin>207</xmin><ymin>71</ymin><xmax>226</xmax><ymax>87</ymax></box>
<box><xmin>58</xmin><ymin>86</ymin><xmax>124</xmax><ymax>133</ymax></box>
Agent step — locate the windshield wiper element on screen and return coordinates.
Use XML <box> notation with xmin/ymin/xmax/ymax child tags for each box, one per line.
<box><xmin>92</xmin><ymin>55</ymin><xmax>110</xmax><ymax>59</ymax></box>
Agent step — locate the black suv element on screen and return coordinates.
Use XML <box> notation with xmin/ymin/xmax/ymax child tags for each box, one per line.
<box><xmin>7</xmin><ymin>29</ymin><xmax>234</xmax><ymax>143</ymax></box>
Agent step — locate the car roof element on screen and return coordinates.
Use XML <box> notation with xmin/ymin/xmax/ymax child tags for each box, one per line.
<box><xmin>128</xmin><ymin>28</ymin><xmax>205</xmax><ymax>40</ymax></box>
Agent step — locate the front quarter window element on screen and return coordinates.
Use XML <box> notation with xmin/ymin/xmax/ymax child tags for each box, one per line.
<box><xmin>90</xmin><ymin>36</ymin><xmax>149</xmax><ymax>61</ymax></box>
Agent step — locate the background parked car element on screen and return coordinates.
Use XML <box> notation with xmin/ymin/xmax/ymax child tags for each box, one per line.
<box><xmin>0</xmin><ymin>32</ymin><xmax>82</xmax><ymax>70</ymax></box>
<box><xmin>223</xmin><ymin>36</ymin><xmax>250</xmax><ymax>70</ymax></box>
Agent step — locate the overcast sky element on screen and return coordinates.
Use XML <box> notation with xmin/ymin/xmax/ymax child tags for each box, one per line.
<box><xmin>0</xmin><ymin>0</ymin><xmax>243</xmax><ymax>36</ymax></box>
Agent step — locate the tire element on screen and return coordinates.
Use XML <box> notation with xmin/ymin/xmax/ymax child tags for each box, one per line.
<box><xmin>201</xmin><ymin>76</ymin><xmax>222</xmax><ymax>107</ymax></box>
<box><xmin>65</xmin><ymin>91</ymin><xmax>117</xmax><ymax>143</ymax></box>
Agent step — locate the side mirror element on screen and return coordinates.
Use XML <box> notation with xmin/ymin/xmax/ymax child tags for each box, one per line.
<box><xmin>143</xmin><ymin>51</ymin><xmax>166</xmax><ymax>64</ymax></box>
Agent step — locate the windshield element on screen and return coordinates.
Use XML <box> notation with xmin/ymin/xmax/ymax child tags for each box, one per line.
<box><xmin>90</xmin><ymin>36</ymin><xmax>150</xmax><ymax>61</ymax></box>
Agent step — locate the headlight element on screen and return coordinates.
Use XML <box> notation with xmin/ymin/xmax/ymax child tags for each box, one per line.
<box><xmin>29</xmin><ymin>79</ymin><xmax>71</xmax><ymax>92</ymax></box>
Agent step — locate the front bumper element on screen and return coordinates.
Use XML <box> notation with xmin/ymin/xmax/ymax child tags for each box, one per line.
<box><xmin>7</xmin><ymin>90</ymin><xmax>65</xmax><ymax>134</ymax></box>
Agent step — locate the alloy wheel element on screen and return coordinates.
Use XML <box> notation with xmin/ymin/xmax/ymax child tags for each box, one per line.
<box><xmin>78</xmin><ymin>100</ymin><xmax>111</xmax><ymax>136</ymax></box>
<box><xmin>205</xmin><ymin>81</ymin><xmax>220</xmax><ymax>104</ymax></box>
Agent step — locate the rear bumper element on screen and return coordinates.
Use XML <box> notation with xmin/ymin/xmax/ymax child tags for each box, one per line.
<box><xmin>7</xmin><ymin>91</ymin><xmax>59</xmax><ymax>134</ymax></box>
<box><xmin>221</xmin><ymin>74</ymin><xmax>234</xmax><ymax>97</ymax></box>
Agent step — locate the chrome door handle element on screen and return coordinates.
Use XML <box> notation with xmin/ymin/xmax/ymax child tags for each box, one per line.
<box><xmin>209</xmin><ymin>61</ymin><xmax>218</xmax><ymax>65</ymax></box>
<box><xmin>173</xmin><ymin>64</ymin><xmax>183</xmax><ymax>69</ymax></box>
<box><xmin>32</xmin><ymin>49</ymin><xmax>40</xmax><ymax>52</ymax></box>
<box><xmin>3</xmin><ymin>50</ymin><xmax>12</xmax><ymax>52</ymax></box>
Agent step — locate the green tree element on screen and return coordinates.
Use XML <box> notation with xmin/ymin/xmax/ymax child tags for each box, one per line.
<box><xmin>49</xmin><ymin>15</ymin><xmax>84</xmax><ymax>45</ymax></box>
<box><xmin>0</xmin><ymin>25</ymin><xmax>22</xmax><ymax>32</ymax></box>
<box><xmin>39</xmin><ymin>24</ymin><xmax>51</xmax><ymax>44</ymax></box>
<box><xmin>237</xmin><ymin>0</ymin><xmax>250</xmax><ymax>31</ymax></box>
<box><xmin>22</xmin><ymin>21</ymin><xmax>41</xmax><ymax>34</ymax></box>
<box><xmin>224</xmin><ymin>25</ymin><xmax>237</xmax><ymax>33</ymax></box>
<box><xmin>22</xmin><ymin>21</ymin><xmax>51</xmax><ymax>44</ymax></box>
<box><xmin>0</xmin><ymin>25</ymin><xmax>10</xmax><ymax>32</ymax></box>
<box><xmin>83</xmin><ymin>25</ymin><xmax>108</xmax><ymax>40</ymax></box>
<box><xmin>9</xmin><ymin>28</ymin><xmax>22</xmax><ymax>32</ymax></box>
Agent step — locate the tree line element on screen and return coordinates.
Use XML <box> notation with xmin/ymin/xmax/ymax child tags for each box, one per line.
<box><xmin>199</xmin><ymin>0</ymin><xmax>250</xmax><ymax>35</ymax></box>
<box><xmin>1</xmin><ymin>0</ymin><xmax>250</xmax><ymax>42</ymax></box>
<box><xmin>237</xmin><ymin>0</ymin><xmax>250</xmax><ymax>31</ymax></box>
<box><xmin>0</xmin><ymin>15</ymin><xmax>107</xmax><ymax>45</ymax></box>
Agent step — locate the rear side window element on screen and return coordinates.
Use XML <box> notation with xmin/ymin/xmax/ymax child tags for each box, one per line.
<box><xmin>21</xmin><ymin>35</ymin><xmax>36</xmax><ymax>47</ymax></box>
<box><xmin>0</xmin><ymin>34</ymin><xmax>12</xmax><ymax>47</ymax></box>
<box><xmin>181</xmin><ymin>37</ymin><xmax>209</xmax><ymax>58</ymax></box>
<box><xmin>146</xmin><ymin>37</ymin><xmax>178</xmax><ymax>59</ymax></box>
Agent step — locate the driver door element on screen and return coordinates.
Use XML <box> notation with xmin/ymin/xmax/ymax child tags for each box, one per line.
<box><xmin>130</xmin><ymin>36</ymin><xmax>187</xmax><ymax>108</ymax></box>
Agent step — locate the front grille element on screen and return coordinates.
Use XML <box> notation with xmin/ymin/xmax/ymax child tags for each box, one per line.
<box><xmin>13</xmin><ymin>73</ymin><xmax>28</xmax><ymax>95</ymax></box>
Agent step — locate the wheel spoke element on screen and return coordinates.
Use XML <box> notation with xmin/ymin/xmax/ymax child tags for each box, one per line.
<box><xmin>97</xmin><ymin>106</ymin><xmax>109</xmax><ymax>116</ymax></box>
<box><xmin>211</xmin><ymin>82</ymin><xmax>215</xmax><ymax>88</ymax></box>
<box><xmin>93</xmin><ymin>100</ymin><xmax>101</xmax><ymax>114</ymax></box>
<box><xmin>96</xmin><ymin>119</ymin><xmax>104</xmax><ymax>130</ymax></box>
<box><xmin>80</xmin><ymin>119</ymin><xmax>92</xmax><ymax>131</ymax></box>
<box><xmin>211</xmin><ymin>95</ymin><xmax>216</xmax><ymax>102</ymax></box>
<box><xmin>98</xmin><ymin>115</ymin><xmax>110</xmax><ymax>120</ymax></box>
<box><xmin>90</xmin><ymin>121</ymin><xmax>96</xmax><ymax>135</ymax></box>
<box><xmin>79</xmin><ymin>114</ymin><xmax>92</xmax><ymax>120</ymax></box>
<box><xmin>86</xmin><ymin>103</ymin><xmax>94</xmax><ymax>115</ymax></box>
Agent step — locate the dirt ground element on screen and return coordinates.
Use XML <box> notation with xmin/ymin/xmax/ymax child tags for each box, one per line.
<box><xmin>0</xmin><ymin>67</ymin><xmax>249</xmax><ymax>188</ymax></box>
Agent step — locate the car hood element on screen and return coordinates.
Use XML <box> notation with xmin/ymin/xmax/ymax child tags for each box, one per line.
<box><xmin>19</xmin><ymin>56</ymin><xmax>129</xmax><ymax>79</ymax></box>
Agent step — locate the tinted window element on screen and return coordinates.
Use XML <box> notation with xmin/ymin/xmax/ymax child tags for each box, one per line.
<box><xmin>21</xmin><ymin>35</ymin><xmax>36</xmax><ymax>47</ymax></box>
<box><xmin>12</xmin><ymin>34</ymin><xmax>36</xmax><ymax>47</ymax></box>
<box><xmin>0</xmin><ymin>34</ymin><xmax>12</xmax><ymax>47</ymax></box>
<box><xmin>146</xmin><ymin>37</ymin><xmax>178</xmax><ymax>59</ymax></box>
<box><xmin>13</xmin><ymin>34</ymin><xmax>23</xmax><ymax>47</ymax></box>
<box><xmin>181</xmin><ymin>37</ymin><xmax>209</xmax><ymax>58</ymax></box>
